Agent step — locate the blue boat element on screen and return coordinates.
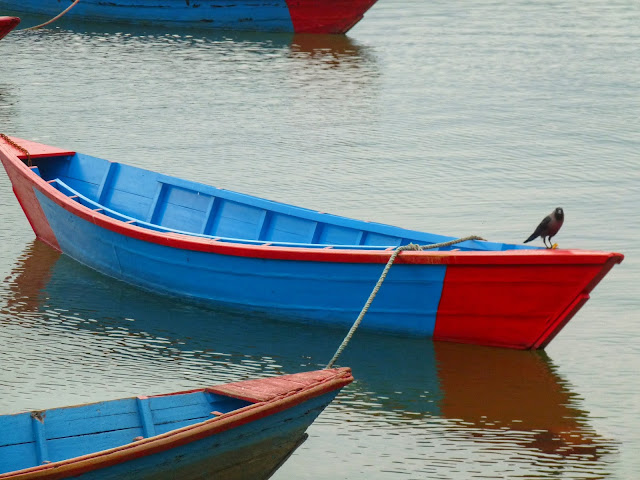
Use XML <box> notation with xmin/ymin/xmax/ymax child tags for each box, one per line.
<box><xmin>0</xmin><ymin>136</ymin><xmax>624</xmax><ymax>350</ymax></box>
<box><xmin>0</xmin><ymin>368</ymin><xmax>353</xmax><ymax>479</ymax></box>
<box><xmin>0</xmin><ymin>0</ymin><xmax>378</xmax><ymax>34</ymax></box>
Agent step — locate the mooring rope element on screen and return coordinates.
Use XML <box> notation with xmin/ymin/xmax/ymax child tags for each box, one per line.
<box><xmin>23</xmin><ymin>0</ymin><xmax>81</xmax><ymax>31</ymax></box>
<box><xmin>0</xmin><ymin>133</ymin><xmax>31</xmax><ymax>166</ymax></box>
<box><xmin>325</xmin><ymin>235</ymin><xmax>486</xmax><ymax>369</ymax></box>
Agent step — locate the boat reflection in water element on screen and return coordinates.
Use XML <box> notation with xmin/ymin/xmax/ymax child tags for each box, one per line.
<box><xmin>6</xmin><ymin>14</ymin><xmax>370</xmax><ymax>65</ymax></box>
<box><xmin>435</xmin><ymin>342</ymin><xmax>608</xmax><ymax>458</ymax></box>
<box><xmin>288</xmin><ymin>33</ymin><xmax>372</xmax><ymax>68</ymax></box>
<box><xmin>2</xmin><ymin>241</ymin><xmax>616</xmax><ymax>475</ymax></box>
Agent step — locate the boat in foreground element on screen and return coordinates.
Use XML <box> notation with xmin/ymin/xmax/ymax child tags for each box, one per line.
<box><xmin>0</xmin><ymin>136</ymin><xmax>624</xmax><ymax>349</ymax></box>
<box><xmin>0</xmin><ymin>15</ymin><xmax>19</xmax><ymax>39</ymax></box>
<box><xmin>0</xmin><ymin>368</ymin><xmax>353</xmax><ymax>479</ymax></box>
<box><xmin>0</xmin><ymin>0</ymin><xmax>377</xmax><ymax>34</ymax></box>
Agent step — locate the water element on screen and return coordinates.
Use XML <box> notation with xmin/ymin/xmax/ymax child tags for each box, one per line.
<box><xmin>1</xmin><ymin>0</ymin><xmax>639</xmax><ymax>478</ymax></box>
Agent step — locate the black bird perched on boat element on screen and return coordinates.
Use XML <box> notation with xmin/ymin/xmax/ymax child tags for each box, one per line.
<box><xmin>524</xmin><ymin>207</ymin><xmax>564</xmax><ymax>248</ymax></box>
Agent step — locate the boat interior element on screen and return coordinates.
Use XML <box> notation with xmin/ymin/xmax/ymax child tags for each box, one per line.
<box><xmin>27</xmin><ymin>153</ymin><xmax>533</xmax><ymax>252</ymax></box>
<box><xmin>0</xmin><ymin>390</ymin><xmax>250</xmax><ymax>473</ymax></box>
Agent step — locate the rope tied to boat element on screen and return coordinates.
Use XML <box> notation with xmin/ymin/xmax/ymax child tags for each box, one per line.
<box><xmin>0</xmin><ymin>133</ymin><xmax>31</xmax><ymax>166</ymax></box>
<box><xmin>22</xmin><ymin>0</ymin><xmax>81</xmax><ymax>31</ymax></box>
<box><xmin>325</xmin><ymin>235</ymin><xmax>486</xmax><ymax>369</ymax></box>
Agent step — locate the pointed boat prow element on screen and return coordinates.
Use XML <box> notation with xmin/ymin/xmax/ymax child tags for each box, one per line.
<box><xmin>0</xmin><ymin>16</ymin><xmax>20</xmax><ymax>40</ymax></box>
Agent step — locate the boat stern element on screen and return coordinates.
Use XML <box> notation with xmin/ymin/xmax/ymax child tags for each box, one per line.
<box><xmin>0</xmin><ymin>136</ymin><xmax>76</xmax><ymax>251</ymax></box>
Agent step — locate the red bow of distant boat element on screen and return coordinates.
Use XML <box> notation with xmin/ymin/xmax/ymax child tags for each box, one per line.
<box><xmin>0</xmin><ymin>16</ymin><xmax>19</xmax><ymax>40</ymax></box>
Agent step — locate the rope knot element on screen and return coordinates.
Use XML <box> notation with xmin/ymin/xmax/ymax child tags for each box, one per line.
<box><xmin>399</xmin><ymin>243</ymin><xmax>423</xmax><ymax>251</ymax></box>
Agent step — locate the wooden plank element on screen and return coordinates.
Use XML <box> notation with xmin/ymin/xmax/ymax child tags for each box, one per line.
<box><xmin>0</xmin><ymin>412</ymin><xmax>32</xmax><ymax>447</ymax></box>
<box><xmin>148</xmin><ymin>392</ymin><xmax>212</xmax><ymax>425</ymax></box>
<box><xmin>136</xmin><ymin>397</ymin><xmax>156</xmax><ymax>438</ymax></box>
<box><xmin>254</xmin><ymin>210</ymin><xmax>269</xmax><ymax>240</ymax></box>
<box><xmin>207</xmin><ymin>200</ymin><xmax>266</xmax><ymax>240</ymax></box>
<box><xmin>311</xmin><ymin>222</ymin><xmax>324</xmax><ymax>244</ymax></box>
<box><xmin>62</xmin><ymin>153</ymin><xmax>111</xmax><ymax>191</ymax></box>
<box><xmin>31</xmin><ymin>412</ymin><xmax>48</xmax><ymax>464</ymax></box>
<box><xmin>317</xmin><ymin>224</ymin><xmax>363</xmax><ymax>245</ymax></box>
<box><xmin>146</xmin><ymin>182</ymin><xmax>165</xmax><ymax>223</ymax></box>
<box><xmin>153</xmin><ymin>417</ymin><xmax>210</xmax><ymax>436</ymax></box>
<box><xmin>0</xmin><ymin>136</ymin><xmax>75</xmax><ymax>159</ymax></box>
<box><xmin>265</xmin><ymin>213</ymin><xmax>317</xmax><ymax>243</ymax></box>
<box><xmin>47</xmin><ymin>428</ymin><xmax>140</xmax><ymax>463</ymax></box>
<box><xmin>0</xmin><ymin>443</ymin><xmax>38</xmax><ymax>474</ymax></box>
<box><xmin>44</xmin><ymin>399</ymin><xmax>139</xmax><ymax>439</ymax></box>
<box><xmin>200</xmin><ymin>196</ymin><xmax>219</xmax><ymax>234</ymax></box>
<box><xmin>208</xmin><ymin>370</ymin><xmax>342</xmax><ymax>403</ymax></box>
<box><xmin>96</xmin><ymin>162</ymin><xmax>119</xmax><ymax>205</ymax></box>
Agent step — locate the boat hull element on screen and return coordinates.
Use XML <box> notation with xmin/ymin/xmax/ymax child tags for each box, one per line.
<box><xmin>0</xmin><ymin>0</ymin><xmax>378</xmax><ymax>34</ymax></box>
<box><xmin>0</xmin><ymin>369</ymin><xmax>353</xmax><ymax>479</ymax></box>
<box><xmin>17</xmin><ymin>394</ymin><xmax>332</xmax><ymax>480</ymax></box>
<box><xmin>0</xmin><ymin>137</ymin><xmax>624</xmax><ymax>349</ymax></box>
<box><xmin>0</xmin><ymin>16</ymin><xmax>19</xmax><ymax>39</ymax></box>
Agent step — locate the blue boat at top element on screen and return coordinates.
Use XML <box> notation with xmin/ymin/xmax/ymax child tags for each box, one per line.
<box><xmin>0</xmin><ymin>368</ymin><xmax>353</xmax><ymax>479</ymax></box>
<box><xmin>0</xmin><ymin>136</ymin><xmax>624</xmax><ymax>350</ymax></box>
<box><xmin>0</xmin><ymin>0</ymin><xmax>379</xmax><ymax>34</ymax></box>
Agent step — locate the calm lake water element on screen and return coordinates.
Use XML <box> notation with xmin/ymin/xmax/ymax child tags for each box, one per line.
<box><xmin>1</xmin><ymin>0</ymin><xmax>639</xmax><ymax>478</ymax></box>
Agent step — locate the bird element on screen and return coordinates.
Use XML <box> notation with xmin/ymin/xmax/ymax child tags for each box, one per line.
<box><xmin>524</xmin><ymin>207</ymin><xmax>564</xmax><ymax>248</ymax></box>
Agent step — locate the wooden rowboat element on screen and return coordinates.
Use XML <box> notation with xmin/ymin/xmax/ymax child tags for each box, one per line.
<box><xmin>0</xmin><ymin>136</ymin><xmax>624</xmax><ymax>350</ymax></box>
<box><xmin>0</xmin><ymin>0</ymin><xmax>377</xmax><ymax>34</ymax></box>
<box><xmin>0</xmin><ymin>16</ymin><xmax>19</xmax><ymax>39</ymax></box>
<box><xmin>0</xmin><ymin>368</ymin><xmax>353</xmax><ymax>479</ymax></box>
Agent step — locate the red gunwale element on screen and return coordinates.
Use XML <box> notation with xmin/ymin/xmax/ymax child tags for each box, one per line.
<box><xmin>0</xmin><ymin>368</ymin><xmax>353</xmax><ymax>480</ymax></box>
<box><xmin>0</xmin><ymin>137</ymin><xmax>624</xmax><ymax>268</ymax></box>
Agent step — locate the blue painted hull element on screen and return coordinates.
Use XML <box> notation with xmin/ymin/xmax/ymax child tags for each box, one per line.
<box><xmin>0</xmin><ymin>0</ymin><xmax>379</xmax><ymax>33</ymax></box>
<box><xmin>35</xmin><ymin>189</ymin><xmax>445</xmax><ymax>336</ymax></box>
<box><xmin>2</xmin><ymin>0</ymin><xmax>293</xmax><ymax>31</ymax></box>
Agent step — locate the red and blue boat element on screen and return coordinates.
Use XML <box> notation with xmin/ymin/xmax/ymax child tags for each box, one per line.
<box><xmin>0</xmin><ymin>136</ymin><xmax>624</xmax><ymax>350</ymax></box>
<box><xmin>0</xmin><ymin>367</ymin><xmax>353</xmax><ymax>479</ymax></box>
<box><xmin>0</xmin><ymin>0</ymin><xmax>377</xmax><ymax>34</ymax></box>
<box><xmin>0</xmin><ymin>15</ymin><xmax>19</xmax><ymax>39</ymax></box>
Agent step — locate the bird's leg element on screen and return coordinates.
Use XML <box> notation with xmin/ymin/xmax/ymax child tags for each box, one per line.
<box><xmin>544</xmin><ymin>237</ymin><xmax>551</xmax><ymax>249</ymax></box>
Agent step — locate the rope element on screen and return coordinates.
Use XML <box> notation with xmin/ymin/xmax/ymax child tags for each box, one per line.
<box><xmin>325</xmin><ymin>235</ymin><xmax>486</xmax><ymax>369</ymax></box>
<box><xmin>0</xmin><ymin>133</ymin><xmax>31</xmax><ymax>166</ymax></box>
<box><xmin>23</xmin><ymin>0</ymin><xmax>81</xmax><ymax>31</ymax></box>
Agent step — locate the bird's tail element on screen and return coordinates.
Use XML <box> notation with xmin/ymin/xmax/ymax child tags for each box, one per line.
<box><xmin>524</xmin><ymin>234</ymin><xmax>536</xmax><ymax>243</ymax></box>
